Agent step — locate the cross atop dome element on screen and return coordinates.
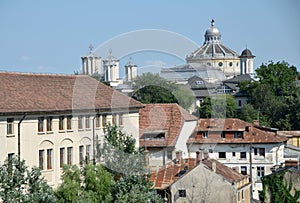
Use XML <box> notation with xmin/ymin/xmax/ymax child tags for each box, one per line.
<box><xmin>211</xmin><ymin>19</ymin><xmax>215</xmax><ymax>27</ymax></box>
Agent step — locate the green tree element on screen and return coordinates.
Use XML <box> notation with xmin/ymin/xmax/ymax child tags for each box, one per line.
<box><xmin>199</xmin><ymin>94</ymin><xmax>237</xmax><ymax>118</ymax></box>
<box><xmin>241</xmin><ymin>61</ymin><xmax>300</xmax><ymax>130</ymax></box>
<box><xmin>55</xmin><ymin>163</ymin><xmax>113</xmax><ymax>203</ymax></box>
<box><xmin>132</xmin><ymin>73</ymin><xmax>194</xmax><ymax>110</ymax></box>
<box><xmin>0</xmin><ymin>157</ymin><xmax>56</xmax><ymax>203</ymax></box>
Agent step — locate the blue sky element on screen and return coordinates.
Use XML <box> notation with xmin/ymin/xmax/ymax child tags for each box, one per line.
<box><xmin>0</xmin><ymin>0</ymin><xmax>299</xmax><ymax>78</ymax></box>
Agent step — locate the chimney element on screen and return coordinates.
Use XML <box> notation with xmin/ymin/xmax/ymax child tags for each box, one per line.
<box><xmin>196</xmin><ymin>151</ymin><xmax>202</xmax><ymax>164</ymax></box>
<box><xmin>204</xmin><ymin>151</ymin><xmax>209</xmax><ymax>160</ymax></box>
<box><xmin>176</xmin><ymin>151</ymin><xmax>182</xmax><ymax>164</ymax></box>
<box><xmin>253</xmin><ymin>120</ymin><xmax>259</xmax><ymax>126</ymax></box>
<box><xmin>212</xmin><ymin>161</ymin><xmax>216</xmax><ymax>172</ymax></box>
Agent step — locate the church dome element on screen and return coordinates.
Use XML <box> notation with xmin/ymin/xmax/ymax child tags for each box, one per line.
<box><xmin>204</xmin><ymin>19</ymin><xmax>221</xmax><ymax>43</ymax></box>
<box><xmin>240</xmin><ymin>48</ymin><xmax>255</xmax><ymax>58</ymax></box>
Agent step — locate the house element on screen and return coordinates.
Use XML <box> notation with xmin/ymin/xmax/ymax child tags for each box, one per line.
<box><xmin>139</xmin><ymin>103</ymin><xmax>198</xmax><ymax>169</ymax></box>
<box><xmin>150</xmin><ymin>157</ymin><xmax>251</xmax><ymax>203</ymax></box>
<box><xmin>187</xmin><ymin>118</ymin><xmax>288</xmax><ymax>200</ymax></box>
<box><xmin>278</xmin><ymin>131</ymin><xmax>300</xmax><ymax>148</ymax></box>
<box><xmin>0</xmin><ymin>72</ymin><xmax>143</xmax><ymax>187</ymax></box>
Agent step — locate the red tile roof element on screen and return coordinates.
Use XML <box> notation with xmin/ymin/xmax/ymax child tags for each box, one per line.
<box><xmin>150</xmin><ymin>158</ymin><xmax>247</xmax><ymax>189</ymax></box>
<box><xmin>188</xmin><ymin>118</ymin><xmax>288</xmax><ymax>144</ymax></box>
<box><xmin>0</xmin><ymin>72</ymin><xmax>143</xmax><ymax>114</ymax></box>
<box><xmin>139</xmin><ymin>104</ymin><xmax>198</xmax><ymax>147</ymax></box>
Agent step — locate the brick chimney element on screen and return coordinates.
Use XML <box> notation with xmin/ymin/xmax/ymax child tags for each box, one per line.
<box><xmin>253</xmin><ymin>120</ymin><xmax>259</xmax><ymax>126</ymax></box>
<box><xmin>212</xmin><ymin>161</ymin><xmax>216</xmax><ymax>173</ymax></box>
<box><xmin>196</xmin><ymin>151</ymin><xmax>202</xmax><ymax>164</ymax></box>
<box><xmin>204</xmin><ymin>151</ymin><xmax>209</xmax><ymax>160</ymax></box>
<box><xmin>176</xmin><ymin>151</ymin><xmax>182</xmax><ymax>164</ymax></box>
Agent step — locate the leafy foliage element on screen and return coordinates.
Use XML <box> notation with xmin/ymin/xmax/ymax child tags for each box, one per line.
<box><xmin>132</xmin><ymin>72</ymin><xmax>194</xmax><ymax>110</ymax></box>
<box><xmin>241</xmin><ymin>61</ymin><xmax>300</xmax><ymax>130</ymax></box>
<box><xmin>199</xmin><ymin>94</ymin><xmax>237</xmax><ymax>118</ymax></box>
<box><xmin>260</xmin><ymin>171</ymin><xmax>300</xmax><ymax>203</ymax></box>
<box><xmin>238</xmin><ymin>103</ymin><xmax>258</xmax><ymax>123</ymax></box>
<box><xmin>0</xmin><ymin>157</ymin><xmax>56</xmax><ymax>203</ymax></box>
<box><xmin>55</xmin><ymin>164</ymin><xmax>113</xmax><ymax>203</ymax></box>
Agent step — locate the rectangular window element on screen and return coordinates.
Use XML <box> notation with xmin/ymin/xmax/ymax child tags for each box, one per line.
<box><xmin>7</xmin><ymin>153</ymin><xmax>14</xmax><ymax>172</ymax></box>
<box><xmin>232</xmin><ymin>152</ymin><xmax>236</xmax><ymax>157</ymax></box>
<box><xmin>241</xmin><ymin>166</ymin><xmax>247</xmax><ymax>175</ymax></box>
<box><xmin>60</xmin><ymin>148</ymin><xmax>65</xmax><ymax>168</ymax></box>
<box><xmin>38</xmin><ymin>117</ymin><xmax>44</xmax><ymax>132</ymax></box>
<box><xmin>257</xmin><ymin>166</ymin><xmax>265</xmax><ymax>181</ymax></box>
<box><xmin>242</xmin><ymin>190</ymin><xmax>244</xmax><ymax>200</ymax></box>
<box><xmin>78</xmin><ymin>116</ymin><xmax>83</xmax><ymax>129</ymax></box>
<box><xmin>7</xmin><ymin>118</ymin><xmax>14</xmax><ymax>134</ymax></box>
<box><xmin>238</xmin><ymin>100</ymin><xmax>242</xmax><ymax>107</ymax></box>
<box><xmin>39</xmin><ymin>150</ymin><xmax>44</xmax><ymax>170</ymax></box>
<box><xmin>178</xmin><ymin>189</ymin><xmax>186</xmax><ymax>198</ymax></box>
<box><xmin>47</xmin><ymin>149</ymin><xmax>53</xmax><ymax>169</ymax></box>
<box><xmin>221</xmin><ymin>132</ymin><xmax>226</xmax><ymax>138</ymax></box>
<box><xmin>112</xmin><ymin>114</ymin><xmax>116</xmax><ymax>125</ymax></box>
<box><xmin>119</xmin><ymin>114</ymin><xmax>123</xmax><ymax>126</ymax></box>
<box><xmin>238</xmin><ymin>191</ymin><xmax>240</xmax><ymax>201</ymax></box>
<box><xmin>79</xmin><ymin>146</ymin><xmax>84</xmax><ymax>165</ymax></box>
<box><xmin>218</xmin><ymin>152</ymin><xmax>226</xmax><ymax>159</ymax></box>
<box><xmin>254</xmin><ymin>148</ymin><xmax>265</xmax><ymax>157</ymax></box>
<box><xmin>85</xmin><ymin>116</ymin><xmax>90</xmax><ymax>129</ymax></box>
<box><xmin>67</xmin><ymin>147</ymin><xmax>73</xmax><ymax>165</ymax></box>
<box><xmin>202</xmin><ymin>132</ymin><xmax>208</xmax><ymax>138</ymax></box>
<box><xmin>167</xmin><ymin>150</ymin><xmax>172</xmax><ymax>160</ymax></box>
<box><xmin>67</xmin><ymin>116</ymin><xmax>72</xmax><ymax>130</ymax></box>
<box><xmin>59</xmin><ymin>116</ymin><xmax>65</xmax><ymax>131</ymax></box>
<box><xmin>102</xmin><ymin>114</ymin><xmax>107</xmax><ymax>127</ymax></box>
<box><xmin>234</xmin><ymin>132</ymin><xmax>243</xmax><ymax>138</ymax></box>
<box><xmin>95</xmin><ymin>115</ymin><xmax>101</xmax><ymax>128</ymax></box>
<box><xmin>46</xmin><ymin>117</ymin><xmax>52</xmax><ymax>132</ymax></box>
<box><xmin>240</xmin><ymin>152</ymin><xmax>246</xmax><ymax>159</ymax></box>
<box><xmin>86</xmin><ymin>145</ymin><xmax>91</xmax><ymax>161</ymax></box>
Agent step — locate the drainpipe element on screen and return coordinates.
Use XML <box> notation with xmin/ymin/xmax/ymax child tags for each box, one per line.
<box><xmin>92</xmin><ymin>114</ymin><xmax>98</xmax><ymax>165</ymax></box>
<box><xmin>18</xmin><ymin>113</ymin><xmax>27</xmax><ymax>161</ymax></box>
<box><xmin>249</xmin><ymin>142</ymin><xmax>253</xmax><ymax>202</ymax></box>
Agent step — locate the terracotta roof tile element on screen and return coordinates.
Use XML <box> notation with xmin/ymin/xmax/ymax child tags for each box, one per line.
<box><xmin>150</xmin><ymin>158</ymin><xmax>248</xmax><ymax>189</ymax></box>
<box><xmin>188</xmin><ymin>118</ymin><xmax>288</xmax><ymax>144</ymax></box>
<box><xmin>139</xmin><ymin>104</ymin><xmax>197</xmax><ymax>147</ymax></box>
<box><xmin>0</xmin><ymin>72</ymin><xmax>143</xmax><ymax>114</ymax></box>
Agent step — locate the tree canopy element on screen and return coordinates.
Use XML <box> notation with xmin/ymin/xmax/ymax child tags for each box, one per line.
<box><xmin>0</xmin><ymin>157</ymin><xmax>57</xmax><ymax>203</ymax></box>
<box><xmin>198</xmin><ymin>94</ymin><xmax>237</xmax><ymax>118</ymax></box>
<box><xmin>240</xmin><ymin>61</ymin><xmax>300</xmax><ymax>130</ymax></box>
<box><xmin>132</xmin><ymin>72</ymin><xmax>194</xmax><ymax>110</ymax></box>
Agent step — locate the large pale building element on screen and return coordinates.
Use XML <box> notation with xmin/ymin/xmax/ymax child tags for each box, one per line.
<box><xmin>161</xmin><ymin>20</ymin><xmax>255</xmax><ymax>82</ymax></box>
<box><xmin>0</xmin><ymin>72</ymin><xmax>143</xmax><ymax>187</ymax></box>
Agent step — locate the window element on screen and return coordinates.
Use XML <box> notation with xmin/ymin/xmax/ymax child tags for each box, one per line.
<box><xmin>218</xmin><ymin>62</ymin><xmax>223</xmax><ymax>67</ymax></box>
<box><xmin>7</xmin><ymin>153</ymin><xmax>14</xmax><ymax>171</ymax></box>
<box><xmin>242</xmin><ymin>190</ymin><xmax>244</xmax><ymax>200</ymax></box>
<box><xmin>202</xmin><ymin>132</ymin><xmax>208</xmax><ymax>138</ymax></box>
<box><xmin>221</xmin><ymin>132</ymin><xmax>226</xmax><ymax>138</ymax></box>
<box><xmin>167</xmin><ymin>151</ymin><xmax>172</xmax><ymax>160</ymax></box>
<box><xmin>85</xmin><ymin>116</ymin><xmax>90</xmax><ymax>129</ymax></box>
<box><xmin>47</xmin><ymin>149</ymin><xmax>53</xmax><ymax>169</ymax></box>
<box><xmin>39</xmin><ymin>150</ymin><xmax>44</xmax><ymax>170</ymax></box>
<box><xmin>78</xmin><ymin>116</ymin><xmax>83</xmax><ymax>129</ymax></box>
<box><xmin>79</xmin><ymin>146</ymin><xmax>84</xmax><ymax>165</ymax></box>
<box><xmin>232</xmin><ymin>152</ymin><xmax>236</xmax><ymax>157</ymax></box>
<box><xmin>119</xmin><ymin>114</ymin><xmax>123</xmax><ymax>126</ymax></box>
<box><xmin>241</xmin><ymin>166</ymin><xmax>247</xmax><ymax>175</ymax></box>
<box><xmin>196</xmin><ymin>80</ymin><xmax>204</xmax><ymax>85</ymax></box>
<box><xmin>67</xmin><ymin>116</ymin><xmax>72</xmax><ymax>130</ymax></box>
<box><xmin>229</xmin><ymin>62</ymin><xmax>233</xmax><ymax>67</ymax></box>
<box><xmin>67</xmin><ymin>147</ymin><xmax>73</xmax><ymax>165</ymax></box>
<box><xmin>60</xmin><ymin>148</ymin><xmax>65</xmax><ymax>168</ymax></box>
<box><xmin>178</xmin><ymin>189</ymin><xmax>186</xmax><ymax>198</ymax></box>
<box><xmin>46</xmin><ymin>117</ymin><xmax>52</xmax><ymax>132</ymax></box>
<box><xmin>59</xmin><ymin>116</ymin><xmax>65</xmax><ymax>131</ymax></box>
<box><xmin>86</xmin><ymin>145</ymin><xmax>91</xmax><ymax>161</ymax></box>
<box><xmin>240</xmin><ymin>152</ymin><xmax>246</xmax><ymax>159</ymax></box>
<box><xmin>234</xmin><ymin>132</ymin><xmax>243</xmax><ymax>138</ymax></box>
<box><xmin>95</xmin><ymin>114</ymin><xmax>101</xmax><ymax>128</ymax></box>
<box><xmin>254</xmin><ymin>148</ymin><xmax>265</xmax><ymax>157</ymax></box>
<box><xmin>238</xmin><ymin>100</ymin><xmax>242</xmax><ymax>107</ymax></box>
<box><xmin>238</xmin><ymin>191</ymin><xmax>240</xmax><ymax>201</ymax></box>
<box><xmin>38</xmin><ymin>117</ymin><xmax>44</xmax><ymax>132</ymax></box>
<box><xmin>102</xmin><ymin>114</ymin><xmax>107</xmax><ymax>127</ymax></box>
<box><xmin>219</xmin><ymin>152</ymin><xmax>226</xmax><ymax>159</ymax></box>
<box><xmin>7</xmin><ymin>118</ymin><xmax>14</xmax><ymax>134</ymax></box>
<box><xmin>112</xmin><ymin>114</ymin><xmax>117</xmax><ymax>125</ymax></box>
<box><xmin>257</xmin><ymin>166</ymin><xmax>265</xmax><ymax>181</ymax></box>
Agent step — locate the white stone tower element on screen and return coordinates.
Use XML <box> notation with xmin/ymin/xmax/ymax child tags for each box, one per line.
<box><xmin>125</xmin><ymin>57</ymin><xmax>137</xmax><ymax>82</ymax></box>
<box><xmin>239</xmin><ymin>48</ymin><xmax>255</xmax><ymax>75</ymax></box>
<box><xmin>81</xmin><ymin>45</ymin><xmax>102</xmax><ymax>75</ymax></box>
<box><xmin>103</xmin><ymin>49</ymin><xmax>119</xmax><ymax>82</ymax></box>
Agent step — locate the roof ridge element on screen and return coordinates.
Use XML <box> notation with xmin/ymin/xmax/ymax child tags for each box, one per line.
<box><xmin>0</xmin><ymin>71</ymin><xmax>80</xmax><ymax>78</ymax></box>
